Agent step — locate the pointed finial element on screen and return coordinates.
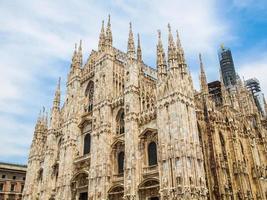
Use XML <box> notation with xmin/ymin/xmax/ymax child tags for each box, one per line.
<box><xmin>74</xmin><ymin>43</ymin><xmax>77</xmax><ymax>52</ymax></box>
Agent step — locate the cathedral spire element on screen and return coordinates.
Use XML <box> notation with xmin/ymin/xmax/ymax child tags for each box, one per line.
<box><xmin>50</xmin><ymin>77</ymin><xmax>61</xmax><ymax>129</ymax></box>
<box><xmin>176</xmin><ymin>30</ymin><xmax>186</xmax><ymax>65</ymax></box>
<box><xmin>127</xmin><ymin>22</ymin><xmax>135</xmax><ymax>59</ymax></box>
<box><xmin>157</xmin><ymin>30</ymin><xmax>167</xmax><ymax>78</ymax></box>
<box><xmin>98</xmin><ymin>20</ymin><xmax>106</xmax><ymax>51</ymax></box>
<box><xmin>137</xmin><ymin>33</ymin><xmax>142</xmax><ymax>62</ymax></box>
<box><xmin>77</xmin><ymin>40</ymin><xmax>83</xmax><ymax>66</ymax></box>
<box><xmin>199</xmin><ymin>53</ymin><xmax>209</xmax><ymax>94</ymax></box>
<box><xmin>53</xmin><ymin>77</ymin><xmax>61</xmax><ymax>109</ymax></box>
<box><xmin>105</xmin><ymin>15</ymin><xmax>113</xmax><ymax>48</ymax></box>
<box><xmin>167</xmin><ymin>24</ymin><xmax>177</xmax><ymax>64</ymax></box>
<box><xmin>71</xmin><ymin>43</ymin><xmax>77</xmax><ymax>63</ymax></box>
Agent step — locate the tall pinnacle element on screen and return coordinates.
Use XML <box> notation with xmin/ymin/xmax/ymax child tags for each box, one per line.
<box><xmin>199</xmin><ymin>53</ymin><xmax>209</xmax><ymax>94</ymax></box>
<box><xmin>77</xmin><ymin>40</ymin><xmax>83</xmax><ymax>66</ymax></box>
<box><xmin>127</xmin><ymin>22</ymin><xmax>135</xmax><ymax>59</ymax></box>
<box><xmin>167</xmin><ymin>24</ymin><xmax>176</xmax><ymax>63</ymax></box>
<box><xmin>137</xmin><ymin>33</ymin><xmax>142</xmax><ymax>62</ymax></box>
<box><xmin>157</xmin><ymin>30</ymin><xmax>167</xmax><ymax>78</ymax></box>
<box><xmin>71</xmin><ymin>43</ymin><xmax>77</xmax><ymax>63</ymax></box>
<box><xmin>176</xmin><ymin>30</ymin><xmax>185</xmax><ymax>65</ymax></box>
<box><xmin>53</xmin><ymin>77</ymin><xmax>61</xmax><ymax>110</ymax></box>
<box><xmin>105</xmin><ymin>15</ymin><xmax>113</xmax><ymax>48</ymax></box>
<box><xmin>98</xmin><ymin>20</ymin><xmax>106</xmax><ymax>51</ymax></box>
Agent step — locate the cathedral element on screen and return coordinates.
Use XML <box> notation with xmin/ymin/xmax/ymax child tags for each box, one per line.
<box><xmin>22</xmin><ymin>16</ymin><xmax>267</xmax><ymax>200</ymax></box>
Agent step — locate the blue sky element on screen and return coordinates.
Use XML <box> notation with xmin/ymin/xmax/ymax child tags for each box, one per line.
<box><xmin>0</xmin><ymin>0</ymin><xmax>267</xmax><ymax>164</ymax></box>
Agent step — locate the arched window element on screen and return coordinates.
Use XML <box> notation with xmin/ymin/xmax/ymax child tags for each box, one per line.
<box><xmin>118</xmin><ymin>151</ymin><xmax>124</xmax><ymax>174</ymax></box>
<box><xmin>148</xmin><ymin>142</ymin><xmax>157</xmax><ymax>166</ymax></box>
<box><xmin>85</xmin><ymin>81</ymin><xmax>94</xmax><ymax>112</ymax></box>
<box><xmin>116</xmin><ymin>109</ymin><xmax>125</xmax><ymax>134</ymax></box>
<box><xmin>83</xmin><ymin>134</ymin><xmax>91</xmax><ymax>155</ymax></box>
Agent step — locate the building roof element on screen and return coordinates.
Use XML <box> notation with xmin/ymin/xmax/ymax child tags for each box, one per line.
<box><xmin>0</xmin><ymin>162</ymin><xmax>27</xmax><ymax>172</ymax></box>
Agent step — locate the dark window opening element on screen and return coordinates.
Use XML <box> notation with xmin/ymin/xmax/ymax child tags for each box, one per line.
<box><xmin>0</xmin><ymin>183</ymin><xmax>3</xmax><ymax>191</ymax></box>
<box><xmin>148</xmin><ymin>142</ymin><xmax>158</xmax><ymax>166</ymax></box>
<box><xmin>118</xmin><ymin>151</ymin><xmax>124</xmax><ymax>174</ymax></box>
<box><xmin>10</xmin><ymin>184</ymin><xmax>15</xmax><ymax>192</ymax></box>
<box><xmin>79</xmin><ymin>192</ymin><xmax>88</xmax><ymax>200</ymax></box>
<box><xmin>1</xmin><ymin>175</ymin><xmax>5</xmax><ymax>179</ymax></box>
<box><xmin>83</xmin><ymin>134</ymin><xmax>91</xmax><ymax>155</ymax></box>
<box><xmin>13</xmin><ymin>176</ymin><xmax>16</xmax><ymax>180</ymax></box>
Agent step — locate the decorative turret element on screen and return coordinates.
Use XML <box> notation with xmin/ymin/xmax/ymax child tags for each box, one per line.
<box><xmin>156</xmin><ymin>30</ymin><xmax>167</xmax><ymax>79</ymax></box>
<box><xmin>137</xmin><ymin>33</ymin><xmax>142</xmax><ymax>63</ymax></box>
<box><xmin>167</xmin><ymin>24</ymin><xmax>177</xmax><ymax>68</ymax></box>
<box><xmin>199</xmin><ymin>53</ymin><xmax>209</xmax><ymax>94</ymax></box>
<box><xmin>98</xmin><ymin>20</ymin><xmax>106</xmax><ymax>52</ymax></box>
<box><xmin>127</xmin><ymin>22</ymin><xmax>135</xmax><ymax>59</ymax></box>
<box><xmin>105</xmin><ymin>15</ymin><xmax>113</xmax><ymax>49</ymax></box>
<box><xmin>71</xmin><ymin>41</ymin><xmax>83</xmax><ymax>69</ymax></box>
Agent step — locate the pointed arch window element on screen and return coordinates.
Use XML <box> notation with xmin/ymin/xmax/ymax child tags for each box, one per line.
<box><xmin>116</xmin><ymin>109</ymin><xmax>125</xmax><ymax>134</ymax></box>
<box><xmin>148</xmin><ymin>142</ymin><xmax>158</xmax><ymax>166</ymax></box>
<box><xmin>85</xmin><ymin>81</ymin><xmax>94</xmax><ymax>112</ymax></box>
<box><xmin>118</xmin><ymin>151</ymin><xmax>124</xmax><ymax>174</ymax></box>
<box><xmin>83</xmin><ymin>134</ymin><xmax>91</xmax><ymax>155</ymax></box>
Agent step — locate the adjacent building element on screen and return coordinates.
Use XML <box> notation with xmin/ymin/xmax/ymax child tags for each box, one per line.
<box><xmin>0</xmin><ymin>162</ymin><xmax>27</xmax><ymax>200</ymax></box>
<box><xmin>245</xmin><ymin>78</ymin><xmax>267</xmax><ymax>117</ymax></box>
<box><xmin>207</xmin><ymin>80</ymin><xmax>222</xmax><ymax>106</ymax></box>
<box><xmin>23</xmin><ymin>18</ymin><xmax>267</xmax><ymax>200</ymax></box>
<box><xmin>218</xmin><ymin>45</ymin><xmax>237</xmax><ymax>87</ymax></box>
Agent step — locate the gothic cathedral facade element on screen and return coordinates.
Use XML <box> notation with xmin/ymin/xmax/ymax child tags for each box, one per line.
<box><xmin>23</xmin><ymin>17</ymin><xmax>267</xmax><ymax>200</ymax></box>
